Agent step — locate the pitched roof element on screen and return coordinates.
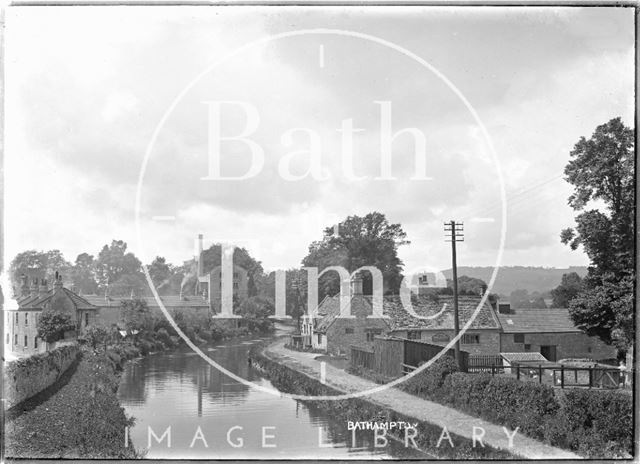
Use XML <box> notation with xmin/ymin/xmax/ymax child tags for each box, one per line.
<box><xmin>82</xmin><ymin>294</ymin><xmax>210</xmax><ymax>308</ymax></box>
<box><xmin>314</xmin><ymin>294</ymin><xmax>500</xmax><ymax>333</ymax></box>
<box><xmin>497</xmin><ymin>308</ymin><xmax>581</xmax><ymax>333</ymax></box>
<box><xmin>19</xmin><ymin>288</ymin><xmax>98</xmax><ymax>311</ymax></box>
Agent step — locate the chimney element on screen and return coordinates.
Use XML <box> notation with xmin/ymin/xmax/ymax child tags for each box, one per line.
<box><xmin>30</xmin><ymin>278</ymin><xmax>39</xmax><ymax>297</ymax></box>
<box><xmin>498</xmin><ymin>302</ymin><xmax>511</xmax><ymax>314</ymax></box>
<box><xmin>197</xmin><ymin>233</ymin><xmax>204</xmax><ymax>277</ymax></box>
<box><xmin>351</xmin><ymin>274</ymin><xmax>363</xmax><ymax>296</ymax></box>
<box><xmin>20</xmin><ymin>274</ymin><xmax>29</xmax><ymax>298</ymax></box>
<box><xmin>53</xmin><ymin>272</ymin><xmax>63</xmax><ymax>291</ymax></box>
<box><xmin>39</xmin><ymin>279</ymin><xmax>48</xmax><ymax>297</ymax></box>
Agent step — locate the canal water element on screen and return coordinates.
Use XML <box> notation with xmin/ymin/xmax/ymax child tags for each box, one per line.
<box><xmin>117</xmin><ymin>333</ymin><xmax>429</xmax><ymax>459</ymax></box>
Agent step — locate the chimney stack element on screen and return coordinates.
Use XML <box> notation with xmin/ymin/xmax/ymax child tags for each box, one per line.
<box><xmin>30</xmin><ymin>278</ymin><xmax>39</xmax><ymax>297</ymax></box>
<box><xmin>39</xmin><ymin>279</ymin><xmax>48</xmax><ymax>297</ymax></box>
<box><xmin>351</xmin><ymin>274</ymin><xmax>363</xmax><ymax>296</ymax></box>
<box><xmin>197</xmin><ymin>233</ymin><xmax>204</xmax><ymax>277</ymax></box>
<box><xmin>20</xmin><ymin>274</ymin><xmax>29</xmax><ymax>298</ymax></box>
<box><xmin>53</xmin><ymin>272</ymin><xmax>63</xmax><ymax>291</ymax></box>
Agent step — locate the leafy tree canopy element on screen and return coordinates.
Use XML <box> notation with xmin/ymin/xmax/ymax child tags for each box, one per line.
<box><xmin>561</xmin><ymin>118</ymin><xmax>634</xmax><ymax>349</ymax></box>
<box><xmin>302</xmin><ymin>212</ymin><xmax>409</xmax><ymax>299</ymax></box>
<box><xmin>9</xmin><ymin>250</ymin><xmax>72</xmax><ymax>296</ymax></box>
<box><xmin>551</xmin><ymin>272</ymin><xmax>583</xmax><ymax>308</ymax></box>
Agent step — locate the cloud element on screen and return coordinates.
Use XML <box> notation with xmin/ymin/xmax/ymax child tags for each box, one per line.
<box><xmin>4</xmin><ymin>6</ymin><xmax>634</xmax><ymax>274</ymax></box>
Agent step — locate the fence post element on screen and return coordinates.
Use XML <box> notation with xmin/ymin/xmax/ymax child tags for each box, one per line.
<box><xmin>588</xmin><ymin>367</ymin><xmax>593</xmax><ymax>389</ymax></box>
<box><xmin>574</xmin><ymin>369</ymin><xmax>578</xmax><ymax>383</ymax></box>
<box><xmin>491</xmin><ymin>363</ymin><xmax>495</xmax><ymax>377</ymax></box>
<box><xmin>561</xmin><ymin>365</ymin><xmax>565</xmax><ymax>389</ymax></box>
<box><xmin>516</xmin><ymin>364</ymin><xmax>520</xmax><ymax>380</ymax></box>
<box><xmin>538</xmin><ymin>364</ymin><xmax>542</xmax><ymax>384</ymax></box>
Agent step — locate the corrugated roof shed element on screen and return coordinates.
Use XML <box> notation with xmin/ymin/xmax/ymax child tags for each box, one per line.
<box><xmin>497</xmin><ymin>308</ymin><xmax>581</xmax><ymax>333</ymax></box>
<box><xmin>501</xmin><ymin>352</ymin><xmax>548</xmax><ymax>363</ymax></box>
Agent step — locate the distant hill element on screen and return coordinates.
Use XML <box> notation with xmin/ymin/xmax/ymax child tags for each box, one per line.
<box><xmin>442</xmin><ymin>266</ymin><xmax>588</xmax><ymax>296</ymax></box>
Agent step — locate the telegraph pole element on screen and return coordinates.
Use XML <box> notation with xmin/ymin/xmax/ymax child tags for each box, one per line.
<box><xmin>445</xmin><ymin>220</ymin><xmax>464</xmax><ymax>370</ymax></box>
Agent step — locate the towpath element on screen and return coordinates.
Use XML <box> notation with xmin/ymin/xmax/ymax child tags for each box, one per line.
<box><xmin>263</xmin><ymin>338</ymin><xmax>581</xmax><ymax>460</ymax></box>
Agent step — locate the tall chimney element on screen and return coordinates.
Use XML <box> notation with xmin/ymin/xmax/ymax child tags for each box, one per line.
<box><xmin>39</xmin><ymin>279</ymin><xmax>48</xmax><ymax>297</ymax></box>
<box><xmin>30</xmin><ymin>278</ymin><xmax>39</xmax><ymax>297</ymax></box>
<box><xmin>53</xmin><ymin>272</ymin><xmax>63</xmax><ymax>291</ymax></box>
<box><xmin>351</xmin><ymin>274</ymin><xmax>363</xmax><ymax>296</ymax></box>
<box><xmin>197</xmin><ymin>233</ymin><xmax>204</xmax><ymax>277</ymax></box>
<box><xmin>20</xmin><ymin>274</ymin><xmax>29</xmax><ymax>298</ymax></box>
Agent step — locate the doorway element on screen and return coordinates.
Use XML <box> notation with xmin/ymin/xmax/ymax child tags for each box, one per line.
<box><xmin>540</xmin><ymin>345</ymin><xmax>557</xmax><ymax>362</ymax></box>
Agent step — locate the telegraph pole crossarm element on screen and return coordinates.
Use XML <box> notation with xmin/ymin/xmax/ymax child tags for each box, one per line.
<box><xmin>444</xmin><ymin>220</ymin><xmax>464</xmax><ymax>370</ymax></box>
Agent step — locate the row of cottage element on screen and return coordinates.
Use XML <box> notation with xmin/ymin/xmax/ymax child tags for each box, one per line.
<box><xmin>6</xmin><ymin>272</ymin><xmax>616</xmax><ymax>363</ymax></box>
<box><xmin>298</xmin><ymin>278</ymin><xmax>616</xmax><ymax>363</ymax></box>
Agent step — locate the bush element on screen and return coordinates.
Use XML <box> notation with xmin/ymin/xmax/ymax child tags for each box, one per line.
<box><xmin>400</xmin><ymin>355</ymin><xmax>459</xmax><ymax>400</ymax></box>
<box><xmin>37</xmin><ymin>311</ymin><xmax>76</xmax><ymax>343</ymax></box>
<box><xmin>154</xmin><ymin>328</ymin><xmax>173</xmax><ymax>347</ymax></box>
<box><xmin>549</xmin><ymin>389</ymin><xmax>633</xmax><ymax>457</ymax></box>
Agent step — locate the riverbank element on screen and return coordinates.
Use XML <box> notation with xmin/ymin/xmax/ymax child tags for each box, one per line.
<box><xmin>4</xmin><ymin>350</ymin><xmax>140</xmax><ymax>459</ymax></box>
<box><xmin>254</xmin><ymin>338</ymin><xmax>582</xmax><ymax>460</ymax></box>
<box><xmin>251</xmin><ymin>340</ymin><xmax>523</xmax><ymax>460</ymax></box>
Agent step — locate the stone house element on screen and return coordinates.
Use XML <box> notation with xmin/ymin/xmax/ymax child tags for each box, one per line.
<box><xmin>311</xmin><ymin>283</ymin><xmax>616</xmax><ymax>362</ymax></box>
<box><xmin>6</xmin><ymin>274</ymin><xmax>98</xmax><ymax>357</ymax></box>
<box><xmin>496</xmin><ymin>307</ymin><xmax>616</xmax><ymax>362</ymax></box>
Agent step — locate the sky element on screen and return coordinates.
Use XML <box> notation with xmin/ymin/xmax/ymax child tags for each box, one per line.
<box><xmin>4</xmin><ymin>6</ymin><xmax>635</xmax><ymax>278</ymax></box>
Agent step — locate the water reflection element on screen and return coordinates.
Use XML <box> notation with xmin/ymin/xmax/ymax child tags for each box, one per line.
<box><xmin>118</xmin><ymin>338</ymin><xmax>428</xmax><ymax>459</ymax></box>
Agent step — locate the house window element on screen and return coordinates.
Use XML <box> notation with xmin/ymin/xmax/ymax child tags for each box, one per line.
<box><xmin>85</xmin><ymin>312</ymin><xmax>89</xmax><ymax>326</ymax></box>
<box><xmin>514</xmin><ymin>334</ymin><xmax>525</xmax><ymax>343</ymax></box>
<box><xmin>25</xmin><ymin>313</ymin><xmax>29</xmax><ymax>325</ymax></box>
<box><xmin>34</xmin><ymin>337</ymin><xmax>38</xmax><ymax>349</ymax></box>
<box><xmin>233</xmin><ymin>272</ymin><xmax>238</xmax><ymax>278</ymax></box>
<box><xmin>366</xmin><ymin>329</ymin><xmax>382</xmax><ymax>342</ymax></box>
<box><xmin>14</xmin><ymin>334</ymin><xmax>18</xmax><ymax>345</ymax></box>
<box><xmin>345</xmin><ymin>328</ymin><xmax>354</xmax><ymax>334</ymax></box>
<box><xmin>317</xmin><ymin>333</ymin><xmax>322</xmax><ymax>344</ymax></box>
<box><xmin>407</xmin><ymin>330</ymin><xmax>421</xmax><ymax>340</ymax></box>
<box><xmin>24</xmin><ymin>335</ymin><xmax>28</xmax><ymax>347</ymax></box>
<box><xmin>524</xmin><ymin>344</ymin><xmax>531</xmax><ymax>351</ymax></box>
<box><xmin>461</xmin><ymin>333</ymin><xmax>480</xmax><ymax>344</ymax></box>
<box><xmin>233</xmin><ymin>282</ymin><xmax>239</xmax><ymax>289</ymax></box>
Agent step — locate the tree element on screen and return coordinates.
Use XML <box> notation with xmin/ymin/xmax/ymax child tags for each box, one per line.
<box><xmin>37</xmin><ymin>311</ymin><xmax>76</xmax><ymax>343</ymax></box>
<box><xmin>120</xmin><ymin>299</ymin><xmax>151</xmax><ymax>334</ymax></box>
<box><xmin>238</xmin><ymin>296</ymin><xmax>275</xmax><ymax>333</ymax></box>
<box><xmin>81</xmin><ymin>325</ymin><xmax>110</xmax><ymax>350</ymax></box>
<box><xmin>9</xmin><ymin>250</ymin><xmax>72</xmax><ymax>295</ymax></box>
<box><xmin>302</xmin><ymin>212</ymin><xmax>409</xmax><ymax>298</ymax></box>
<box><xmin>95</xmin><ymin>240</ymin><xmax>143</xmax><ymax>290</ymax></box>
<box><xmin>70</xmin><ymin>253</ymin><xmax>98</xmax><ymax>295</ymax></box>
<box><xmin>445</xmin><ymin>275</ymin><xmax>487</xmax><ymax>296</ymax></box>
<box><xmin>561</xmin><ymin>117</ymin><xmax>634</xmax><ymax>349</ymax></box>
<box><xmin>148</xmin><ymin>256</ymin><xmax>174</xmax><ymax>290</ymax></box>
<box><xmin>551</xmin><ymin>272</ymin><xmax>583</xmax><ymax>308</ymax></box>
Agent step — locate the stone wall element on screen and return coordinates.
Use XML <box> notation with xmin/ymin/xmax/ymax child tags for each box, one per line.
<box><xmin>499</xmin><ymin>332</ymin><xmax>617</xmax><ymax>361</ymax></box>
<box><xmin>4</xmin><ymin>344</ymin><xmax>80</xmax><ymax>409</ymax></box>
<box><xmin>391</xmin><ymin>329</ymin><xmax>502</xmax><ymax>355</ymax></box>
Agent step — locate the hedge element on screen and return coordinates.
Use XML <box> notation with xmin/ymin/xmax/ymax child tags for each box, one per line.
<box><xmin>395</xmin><ymin>358</ymin><xmax>632</xmax><ymax>458</ymax></box>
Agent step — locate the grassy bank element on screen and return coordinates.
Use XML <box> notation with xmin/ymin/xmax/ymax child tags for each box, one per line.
<box><xmin>249</xmin><ymin>346</ymin><xmax>518</xmax><ymax>460</ymax></box>
<box><xmin>5</xmin><ymin>350</ymin><xmax>140</xmax><ymax>459</ymax></box>
<box><xmin>350</xmin><ymin>357</ymin><xmax>633</xmax><ymax>459</ymax></box>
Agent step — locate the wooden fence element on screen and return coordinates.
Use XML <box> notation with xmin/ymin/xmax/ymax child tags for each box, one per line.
<box><xmin>467</xmin><ymin>355</ymin><xmax>504</xmax><ymax>372</ymax></box>
<box><xmin>351</xmin><ymin>346</ymin><xmax>375</xmax><ymax>370</ymax></box>
<box><xmin>467</xmin><ymin>361</ymin><xmax>626</xmax><ymax>389</ymax></box>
